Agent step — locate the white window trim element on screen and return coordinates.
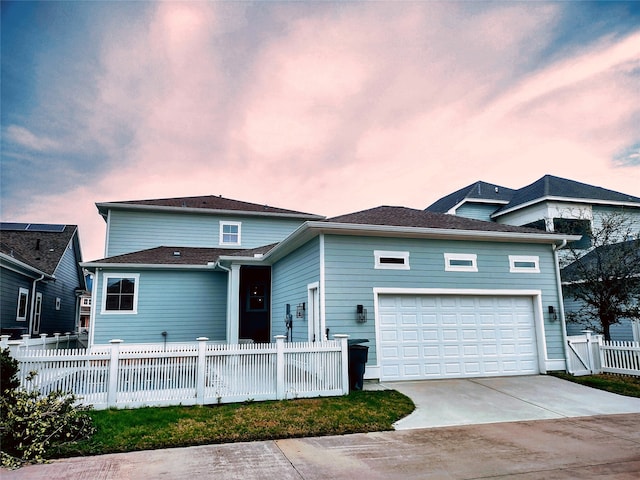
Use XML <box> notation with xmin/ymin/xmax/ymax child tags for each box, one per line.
<box><xmin>374</xmin><ymin>250</ymin><xmax>410</xmax><ymax>270</ymax></box>
<box><xmin>16</xmin><ymin>287</ymin><xmax>29</xmax><ymax>321</ymax></box>
<box><xmin>444</xmin><ymin>253</ymin><xmax>478</xmax><ymax>272</ymax></box>
<box><xmin>509</xmin><ymin>255</ymin><xmax>540</xmax><ymax>273</ymax></box>
<box><xmin>219</xmin><ymin>221</ymin><xmax>242</xmax><ymax>246</ymax></box>
<box><xmin>101</xmin><ymin>273</ymin><xmax>140</xmax><ymax>315</ymax></box>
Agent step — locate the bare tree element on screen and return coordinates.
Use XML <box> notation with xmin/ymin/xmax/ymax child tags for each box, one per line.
<box><xmin>561</xmin><ymin>211</ymin><xmax>640</xmax><ymax>341</ymax></box>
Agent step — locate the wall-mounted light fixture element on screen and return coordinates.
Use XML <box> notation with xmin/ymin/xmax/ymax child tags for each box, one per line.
<box><xmin>548</xmin><ymin>305</ymin><xmax>557</xmax><ymax>321</ymax></box>
<box><xmin>296</xmin><ymin>302</ymin><xmax>306</xmax><ymax>318</ymax></box>
<box><xmin>356</xmin><ymin>304</ymin><xmax>367</xmax><ymax>323</ymax></box>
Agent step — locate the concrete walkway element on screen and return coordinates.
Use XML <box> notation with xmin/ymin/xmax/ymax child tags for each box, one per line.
<box><xmin>383</xmin><ymin>375</ymin><xmax>640</xmax><ymax>429</ymax></box>
<box><xmin>4</xmin><ymin>376</ymin><xmax>640</xmax><ymax>479</ymax></box>
<box><xmin>4</xmin><ymin>414</ymin><xmax>640</xmax><ymax>479</ymax></box>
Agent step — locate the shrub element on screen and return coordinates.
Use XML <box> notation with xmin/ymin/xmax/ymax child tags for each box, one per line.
<box><xmin>1</xmin><ymin>348</ymin><xmax>20</xmax><ymax>395</ymax></box>
<box><xmin>0</xmin><ymin>350</ymin><xmax>95</xmax><ymax>469</ymax></box>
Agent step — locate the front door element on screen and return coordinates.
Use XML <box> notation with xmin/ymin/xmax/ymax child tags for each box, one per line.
<box><xmin>239</xmin><ymin>266</ymin><xmax>271</xmax><ymax>343</ymax></box>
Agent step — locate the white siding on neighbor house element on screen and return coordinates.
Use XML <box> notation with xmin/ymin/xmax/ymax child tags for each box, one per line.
<box><xmin>591</xmin><ymin>206</ymin><xmax>640</xmax><ymax>239</ymax></box>
<box><xmin>271</xmin><ymin>237</ymin><xmax>321</xmax><ymax>341</ymax></box>
<box><xmin>106</xmin><ymin>209</ymin><xmax>307</xmax><ymax>257</ymax></box>
<box><xmin>92</xmin><ymin>269</ymin><xmax>228</xmax><ymax>344</ymax></box>
<box><xmin>321</xmin><ymin>235</ymin><xmax>563</xmax><ymax>368</ymax></box>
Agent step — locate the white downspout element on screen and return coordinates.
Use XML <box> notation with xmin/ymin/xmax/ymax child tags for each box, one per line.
<box><xmin>553</xmin><ymin>239</ymin><xmax>569</xmax><ymax>371</ymax></box>
<box><xmin>213</xmin><ymin>261</ymin><xmax>239</xmax><ymax>344</ymax></box>
<box><xmin>28</xmin><ymin>274</ymin><xmax>45</xmax><ymax>335</ymax></box>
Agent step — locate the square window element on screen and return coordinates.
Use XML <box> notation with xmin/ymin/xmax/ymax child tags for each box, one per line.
<box><xmin>374</xmin><ymin>250</ymin><xmax>410</xmax><ymax>270</ymax></box>
<box><xmin>509</xmin><ymin>255</ymin><xmax>540</xmax><ymax>273</ymax></box>
<box><xmin>102</xmin><ymin>274</ymin><xmax>139</xmax><ymax>314</ymax></box>
<box><xmin>220</xmin><ymin>222</ymin><xmax>241</xmax><ymax>245</ymax></box>
<box><xmin>444</xmin><ymin>253</ymin><xmax>478</xmax><ymax>272</ymax></box>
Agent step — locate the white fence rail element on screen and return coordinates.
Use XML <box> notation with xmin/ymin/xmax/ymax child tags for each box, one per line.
<box><xmin>567</xmin><ymin>332</ymin><xmax>640</xmax><ymax>377</ymax></box>
<box><xmin>598</xmin><ymin>339</ymin><xmax>640</xmax><ymax>376</ymax></box>
<box><xmin>1</xmin><ymin>332</ymin><xmax>80</xmax><ymax>352</ymax></box>
<box><xmin>7</xmin><ymin>335</ymin><xmax>350</xmax><ymax>410</ymax></box>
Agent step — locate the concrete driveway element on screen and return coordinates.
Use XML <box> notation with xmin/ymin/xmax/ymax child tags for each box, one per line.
<box><xmin>381</xmin><ymin>375</ymin><xmax>640</xmax><ymax>429</ymax></box>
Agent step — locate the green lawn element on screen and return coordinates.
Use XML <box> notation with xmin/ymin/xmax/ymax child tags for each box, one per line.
<box><xmin>54</xmin><ymin>389</ymin><xmax>414</xmax><ymax>459</ymax></box>
<box><xmin>550</xmin><ymin>372</ymin><xmax>640</xmax><ymax>398</ymax></box>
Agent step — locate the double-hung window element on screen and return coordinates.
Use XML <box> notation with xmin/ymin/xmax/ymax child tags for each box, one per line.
<box><xmin>220</xmin><ymin>221</ymin><xmax>241</xmax><ymax>246</ymax></box>
<box><xmin>102</xmin><ymin>273</ymin><xmax>139</xmax><ymax>314</ymax></box>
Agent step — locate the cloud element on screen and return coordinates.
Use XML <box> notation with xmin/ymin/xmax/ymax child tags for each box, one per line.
<box><xmin>2</xmin><ymin>2</ymin><xmax>639</xmax><ymax>261</ymax></box>
<box><xmin>3</xmin><ymin>125</ymin><xmax>63</xmax><ymax>152</ymax></box>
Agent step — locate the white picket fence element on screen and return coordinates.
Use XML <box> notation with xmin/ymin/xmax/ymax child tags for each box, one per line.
<box><xmin>7</xmin><ymin>335</ymin><xmax>350</xmax><ymax>410</ymax></box>
<box><xmin>567</xmin><ymin>331</ymin><xmax>640</xmax><ymax>377</ymax></box>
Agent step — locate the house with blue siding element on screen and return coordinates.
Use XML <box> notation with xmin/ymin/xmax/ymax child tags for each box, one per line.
<box><xmin>83</xmin><ymin>196</ymin><xmax>579</xmax><ymax>381</ymax></box>
<box><xmin>426</xmin><ymin>174</ymin><xmax>640</xmax><ymax>342</ymax></box>
<box><xmin>1</xmin><ymin>223</ymin><xmax>86</xmax><ymax>338</ymax></box>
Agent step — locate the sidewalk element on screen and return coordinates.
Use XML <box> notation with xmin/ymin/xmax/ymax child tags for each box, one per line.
<box><xmin>4</xmin><ymin>413</ymin><xmax>640</xmax><ymax>479</ymax></box>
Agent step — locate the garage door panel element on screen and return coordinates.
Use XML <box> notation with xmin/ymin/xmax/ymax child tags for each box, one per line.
<box><xmin>379</xmin><ymin>294</ymin><xmax>539</xmax><ymax>381</ymax></box>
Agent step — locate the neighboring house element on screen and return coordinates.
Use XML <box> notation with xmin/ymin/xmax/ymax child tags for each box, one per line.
<box><xmin>426</xmin><ymin>174</ymin><xmax>640</xmax><ymax>341</ymax></box>
<box><xmin>562</xmin><ymin>240</ymin><xmax>640</xmax><ymax>342</ymax></box>
<box><xmin>83</xmin><ymin>195</ymin><xmax>578</xmax><ymax>381</ymax></box>
<box><xmin>0</xmin><ymin>223</ymin><xmax>87</xmax><ymax>338</ymax></box>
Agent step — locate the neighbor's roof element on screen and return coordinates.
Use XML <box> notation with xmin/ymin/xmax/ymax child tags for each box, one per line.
<box><xmin>326</xmin><ymin>206</ymin><xmax>549</xmax><ymax>235</ymax></box>
<box><xmin>561</xmin><ymin>240</ymin><xmax>640</xmax><ymax>283</ymax></box>
<box><xmin>425</xmin><ymin>181</ymin><xmax>515</xmax><ymax>213</ymax></box>
<box><xmin>83</xmin><ymin>244</ymin><xmax>278</xmax><ymax>267</ymax></box>
<box><xmin>96</xmin><ymin>195</ymin><xmax>324</xmax><ymax>220</ymax></box>
<box><xmin>492</xmin><ymin>175</ymin><xmax>640</xmax><ymax>218</ymax></box>
<box><xmin>0</xmin><ymin>223</ymin><xmax>78</xmax><ymax>276</ymax></box>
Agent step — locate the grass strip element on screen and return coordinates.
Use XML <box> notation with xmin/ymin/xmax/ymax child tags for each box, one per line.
<box><xmin>550</xmin><ymin>372</ymin><xmax>640</xmax><ymax>398</ymax></box>
<box><xmin>54</xmin><ymin>390</ymin><xmax>414</xmax><ymax>458</ymax></box>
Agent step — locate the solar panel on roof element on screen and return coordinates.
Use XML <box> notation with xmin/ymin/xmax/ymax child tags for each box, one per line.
<box><xmin>25</xmin><ymin>224</ymin><xmax>66</xmax><ymax>232</ymax></box>
<box><xmin>0</xmin><ymin>222</ymin><xmax>30</xmax><ymax>231</ymax></box>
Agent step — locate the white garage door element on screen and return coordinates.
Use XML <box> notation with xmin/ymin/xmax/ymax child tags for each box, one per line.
<box><xmin>378</xmin><ymin>295</ymin><xmax>539</xmax><ymax>381</ymax></box>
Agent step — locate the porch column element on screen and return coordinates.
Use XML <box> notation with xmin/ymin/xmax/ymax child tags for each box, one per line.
<box><xmin>226</xmin><ymin>264</ymin><xmax>241</xmax><ymax>344</ymax></box>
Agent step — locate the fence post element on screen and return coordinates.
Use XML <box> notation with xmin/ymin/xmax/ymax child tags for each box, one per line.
<box><xmin>334</xmin><ymin>334</ymin><xmax>350</xmax><ymax>394</ymax></box>
<box><xmin>54</xmin><ymin>333</ymin><xmax>61</xmax><ymax>349</ymax></box>
<box><xmin>107</xmin><ymin>339</ymin><xmax>123</xmax><ymax>408</ymax></box>
<box><xmin>275</xmin><ymin>335</ymin><xmax>286</xmax><ymax>400</ymax></box>
<box><xmin>595</xmin><ymin>335</ymin><xmax>604</xmax><ymax>373</ymax></box>
<box><xmin>196</xmin><ymin>337</ymin><xmax>208</xmax><ymax>405</ymax></box>
<box><xmin>40</xmin><ymin>334</ymin><xmax>47</xmax><ymax>349</ymax></box>
<box><xmin>583</xmin><ymin>330</ymin><xmax>594</xmax><ymax>373</ymax></box>
<box><xmin>21</xmin><ymin>334</ymin><xmax>31</xmax><ymax>351</ymax></box>
<box><xmin>0</xmin><ymin>335</ymin><xmax>10</xmax><ymax>349</ymax></box>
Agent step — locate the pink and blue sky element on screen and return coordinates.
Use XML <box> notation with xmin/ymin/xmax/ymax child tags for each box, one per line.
<box><xmin>1</xmin><ymin>1</ymin><xmax>639</xmax><ymax>261</ymax></box>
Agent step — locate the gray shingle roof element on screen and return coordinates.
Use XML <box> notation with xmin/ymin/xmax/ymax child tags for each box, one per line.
<box><xmin>90</xmin><ymin>244</ymin><xmax>278</xmax><ymax>265</ymax></box>
<box><xmin>326</xmin><ymin>206</ymin><xmax>548</xmax><ymax>234</ymax></box>
<box><xmin>0</xmin><ymin>224</ymin><xmax>78</xmax><ymax>275</ymax></box>
<box><xmin>99</xmin><ymin>195</ymin><xmax>323</xmax><ymax>218</ymax></box>
<box><xmin>494</xmin><ymin>175</ymin><xmax>640</xmax><ymax>216</ymax></box>
<box><xmin>425</xmin><ymin>181</ymin><xmax>515</xmax><ymax>213</ymax></box>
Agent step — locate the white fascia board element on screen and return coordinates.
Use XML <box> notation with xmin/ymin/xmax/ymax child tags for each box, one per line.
<box><xmin>80</xmin><ymin>262</ymin><xmax>214</xmax><ymax>271</ymax></box>
<box><xmin>492</xmin><ymin>196</ymin><xmax>640</xmax><ymax>219</ymax></box>
<box><xmin>0</xmin><ymin>253</ymin><xmax>52</xmax><ymax>279</ymax></box>
<box><xmin>446</xmin><ymin>198</ymin><xmax>509</xmax><ymax>215</ymax></box>
<box><xmin>216</xmin><ymin>256</ymin><xmax>267</xmax><ymax>265</ymax></box>
<box><xmin>262</xmin><ymin>221</ymin><xmax>580</xmax><ymax>264</ymax></box>
<box><xmin>95</xmin><ymin>202</ymin><xmax>325</xmax><ymax>221</ymax></box>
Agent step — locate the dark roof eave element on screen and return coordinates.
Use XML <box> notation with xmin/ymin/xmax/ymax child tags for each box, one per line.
<box><xmin>80</xmin><ymin>262</ymin><xmax>217</xmax><ymax>271</ymax></box>
<box><xmin>1</xmin><ymin>253</ymin><xmax>55</xmax><ymax>279</ymax></box>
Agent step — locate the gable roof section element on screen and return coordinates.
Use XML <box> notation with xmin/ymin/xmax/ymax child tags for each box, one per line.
<box><xmin>425</xmin><ymin>181</ymin><xmax>515</xmax><ymax>213</ymax></box>
<box><xmin>493</xmin><ymin>175</ymin><xmax>640</xmax><ymax>218</ymax></box>
<box><xmin>96</xmin><ymin>195</ymin><xmax>324</xmax><ymax>220</ymax></box>
<box><xmin>327</xmin><ymin>206</ymin><xmax>547</xmax><ymax>234</ymax></box>
<box><xmin>0</xmin><ymin>223</ymin><xmax>79</xmax><ymax>276</ymax></box>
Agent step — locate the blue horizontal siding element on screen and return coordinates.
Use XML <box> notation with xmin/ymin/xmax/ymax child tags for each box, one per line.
<box><xmin>322</xmin><ymin>235</ymin><xmax>564</xmax><ymax>366</ymax></box>
<box><xmin>455</xmin><ymin>203</ymin><xmax>500</xmax><ymax>221</ymax></box>
<box><xmin>271</xmin><ymin>237</ymin><xmax>320</xmax><ymax>341</ymax></box>
<box><xmin>106</xmin><ymin>209</ymin><xmax>305</xmax><ymax>257</ymax></box>
<box><xmin>92</xmin><ymin>269</ymin><xmax>227</xmax><ymax>344</ymax></box>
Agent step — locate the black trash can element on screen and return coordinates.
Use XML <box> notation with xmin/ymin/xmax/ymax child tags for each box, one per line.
<box><xmin>348</xmin><ymin>339</ymin><xmax>369</xmax><ymax>391</ymax></box>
